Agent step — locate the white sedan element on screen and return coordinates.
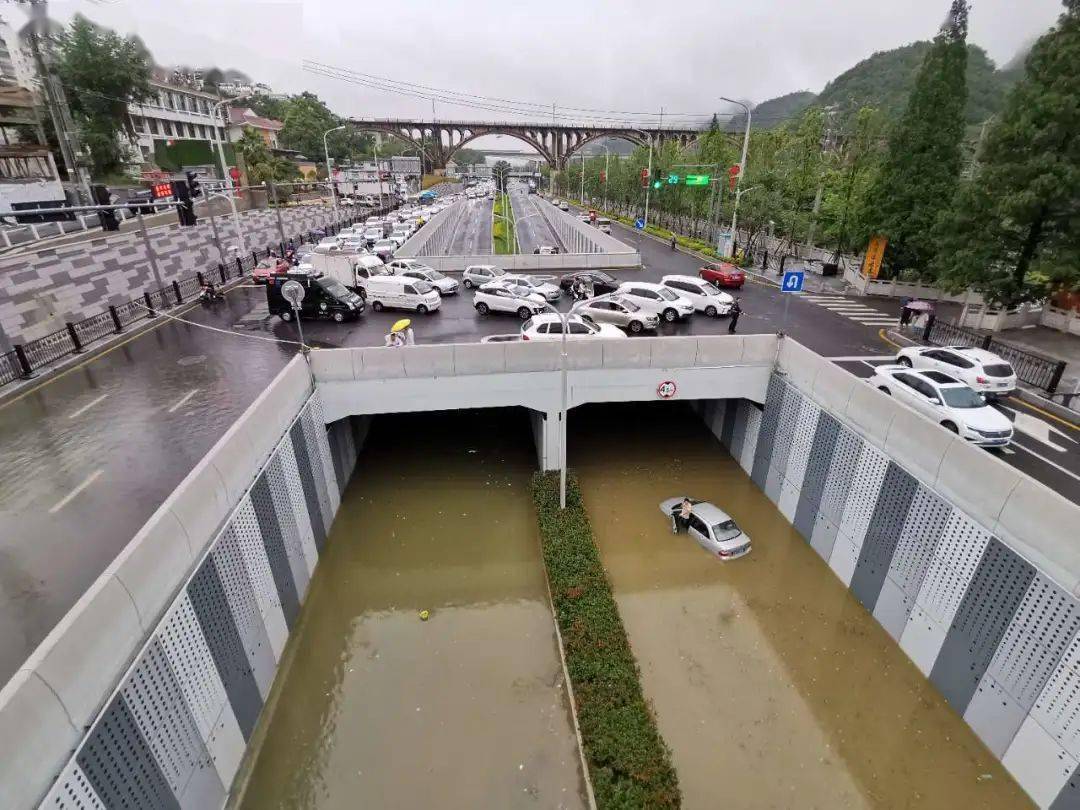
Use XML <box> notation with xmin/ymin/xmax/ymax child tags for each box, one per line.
<box><xmin>505</xmin><ymin>274</ymin><xmax>561</xmax><ymax>302</ymax></box>
<box><xmin>616</xmin><ymin>282</ymin><xmax>695</xmax><ymax>323</ymax></box>
<box><xmin>868</xmin><ymin>365</ymin><xmax>1014</xmax><ymax>447</ymax></box>
<box><xmin>660</xmin><ymin>274</ymin><xmax>734</xmax><ymax>317</ymax></box>
<box><xmin>398</xmin><ymin>267</ymin><xmax>458</xmax><ymax>295</ymax></box>
<box><xmin>463</xmin><ymin>264</ymin><xmax>506</xmax><ymax>288</ymax></box>
<box><xmin>520</xmin><ymin>313</ymin><xmax>626</xmax><ymax>340</ymax></box>
<box><xmin>474</xmin><ymin>283</ymin><xmax>546</xmax><ymax>319</ymax></box>
<box><xmin>895</xmin><ymin>345</ymin><xmax>1017</xmax><ymax>398</ymax></box>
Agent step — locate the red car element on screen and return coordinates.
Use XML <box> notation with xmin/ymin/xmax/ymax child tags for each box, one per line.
<box><xmin>699</xmin><ymin>262</ymin><xmax>745</xmax><ymax>289</ymax></box>
<box><xmin>252</xmin><ymin>257</ymin><xmax>290</xmax><ymax>284</ymax></box>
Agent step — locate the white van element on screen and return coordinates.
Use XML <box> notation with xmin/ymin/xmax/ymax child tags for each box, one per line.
<box><xmin>365</xmin><ymin>275</ymin><xmax>442</xmax><ymax>314</ymax></box>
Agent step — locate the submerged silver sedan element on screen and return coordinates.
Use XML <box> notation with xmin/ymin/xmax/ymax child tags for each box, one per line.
<box><xmin>659</xmin><ymin>497</ymin><xmax>752</xmax><ymax>560</ymax></box>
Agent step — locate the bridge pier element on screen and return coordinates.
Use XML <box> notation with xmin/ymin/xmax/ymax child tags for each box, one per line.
<box><xmin>529</xmin><ymin>408</ymin><xmax>563</xmax><ymax>472</ymax></box>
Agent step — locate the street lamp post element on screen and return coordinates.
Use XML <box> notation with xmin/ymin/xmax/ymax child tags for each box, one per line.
<box><xmin>579</xmin><ymin>153</ymin><xmax>585</xmax><ymax>206</ymax></box>
<box><xmin>539</xmin><ymin>298</ymin><xmax>588</xmax><ymax>510</ymax></box>
<box><xmin>720</xmin><ymin>96</ymin><xmax>752</xmax><ymax>258</ymax></box>
<box><xmin>602</xmin><ymin>145</ymin><xmax>610</xmax><ymax>212</ymax></box>
<box><xmin>323</xmin><ymin>124</ymin><xmax>347</xmax><ymax>217</ymax></box>
<box><xmin>212</xmin><ymin>95</ymin><xmax>250</xmax><ymax>256</ymax></box>
<box><xmin>643</xmin><ymin>133</ymin><xmax>654</xmax><ymax>229</ymax></box>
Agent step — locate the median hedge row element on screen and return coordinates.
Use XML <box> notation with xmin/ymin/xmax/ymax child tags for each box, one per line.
<box><xmin>531</xmin><ymin>471</ymin><xmax>680</xmax><ymax>809</ymax></box>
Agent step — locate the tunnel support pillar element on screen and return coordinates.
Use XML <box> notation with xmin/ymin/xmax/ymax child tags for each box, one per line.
<box><xmin>529</xmin><ymin>408</ymin><xmax>563</xmax><ymax>472</ymax></box>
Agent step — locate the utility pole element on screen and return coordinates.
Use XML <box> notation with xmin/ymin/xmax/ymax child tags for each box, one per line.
<box><xmin>26</xmin><ymin>0</ymin><xmax>91</xmax><ymax>204</ymax></box>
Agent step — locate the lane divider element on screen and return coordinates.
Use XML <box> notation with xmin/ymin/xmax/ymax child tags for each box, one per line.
<box><xmin>49</xmin><ymin>468</ymin><xmax>103</xmax><ymax>514</ymax></box>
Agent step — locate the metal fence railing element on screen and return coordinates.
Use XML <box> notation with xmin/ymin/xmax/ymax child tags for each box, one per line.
<box><xmin>0</xmin><ymin>206</ymin><xmax>394</xmax><ymax>391</ymax></box>
<box><xmin>924</xmin><ymin>318</ymin><xmax>1068</xmax><ymax>394</ymax></box>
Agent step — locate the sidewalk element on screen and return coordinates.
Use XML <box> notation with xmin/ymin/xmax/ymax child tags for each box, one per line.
<box><xmin>995</xmin><ymin>325</ymin><xmax>1080</xmax><ymax>398</ymax></box>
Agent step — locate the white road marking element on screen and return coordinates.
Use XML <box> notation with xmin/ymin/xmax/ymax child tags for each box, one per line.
<box><xmin>167</xmin><ymin>388</ymin><xmax>199</xmax><ymax>413</ymax></box>
<box><xmin>1000</xmin><ymin>447</ymin><xmax>1016</xmax><ymax>455</ymax></box>
<box><xmin>1009</xmin><ymin>442</ymin><xmax>1080</xmax><ymax>484</ymax></box>
<box><xmin>49</xmin><ymin>468</ymin><xmax>104</xmax><ymax>514</ymax></box>
<box><xmin>827</xmin><ymin>355</ymin><xmax>895</xmax><ymax>362</ymax></box>
<box><xmin>69</xmin><ymin>393</ymin><xmax>108</xmax><ymax>419</ymax></box>
<box><xmin>1005</xmin><ymin>410</ymin><xmax>1075</xmax><ymax>452</ymax></box>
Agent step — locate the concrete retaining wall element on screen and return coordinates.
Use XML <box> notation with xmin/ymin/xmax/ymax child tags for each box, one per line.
<box><xmin>534</xmin><ymin>197</ymin><xmax>635</xmax><ymax>254</ymax></box>
<box><xmin>404</xmin><ymin>251</ymin><xmax>641</xmax><ymax>273</ymax></box>
<box><xmin>396</xmin><ymin>200</ymin><xmax>465</xmax><ymax>259</ymax></box>
<box><xmin>698</xmin><ymin>338</ymin><xmax>1080</xmax><ymax>809</ymax></box>
<box><xmin>0</xmin><ymin>203</ymin><xmax>359</xmax><ymax>350</ymax></box>
<box><xmin>0</xmin><ymin>355</ymin><xmax>361</xmax><ymax>808</ymax></box>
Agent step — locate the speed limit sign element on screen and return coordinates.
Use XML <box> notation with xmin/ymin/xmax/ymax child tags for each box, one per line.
<box><xmin>657</xmin><ymin>380</ymin><xmax>677</xmax><ymax>399</ymax></box>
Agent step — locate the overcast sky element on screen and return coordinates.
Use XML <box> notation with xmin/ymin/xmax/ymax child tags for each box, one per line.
<box><xmin>8</xmin><ymin>0</ymin><xmax>1064</xmax><ymax>145</ymax></box>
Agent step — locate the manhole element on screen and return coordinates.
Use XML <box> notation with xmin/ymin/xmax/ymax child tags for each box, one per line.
<box><xmin>177</xmin><ymin>354</ymin><xmax>206</xmax><ymax>367</ymax></box>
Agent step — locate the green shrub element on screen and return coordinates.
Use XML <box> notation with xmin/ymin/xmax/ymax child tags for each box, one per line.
<box><xmin>531</xmin><ymin>472</ymin><xmax>680</xmax><ymax>809</ymax></box>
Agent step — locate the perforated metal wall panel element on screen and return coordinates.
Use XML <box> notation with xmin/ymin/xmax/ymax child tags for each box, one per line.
<box><xmin>784</xmin><ymin>397</ymin><xmax>821</xmax><ymax>494</ymax></box>
<box><xmin>300</xmin><ymin>404</ymin><xmax>338</xmax><ymax>519</ymax></box>
<box><xmin>850</xmin><ymin>463</ymin><xmax>918</xmax><ymax>613</ymax></box>
<box><xmin>930</xmin><ymin>539</ymin><xmax>1035</xmax><ymax>712</ymax></box>
<box><xmin>764</xmin><ymin>463</ymin><xmax>783</xmax><ymax>505</ymax></box>
<box><xmin>119</xmin><ymin>639</ymin><xmax>219</xmax><ymax>800</ymax></box>
<box><xmin>728</xmin><ymin>398</ymin><xmax>747</xmax><ymax>461</ymax></box>
<box><xmin>40</xmin><ymin>761</ymin><xmax>105</xmax><ymax>809</ymax></box>
<box><xmin>1003</xmin><ymin>717</ymin><xmax>1078</xmax><ymax>809</ymax></box>
<box><xmin>186</xmin><ymin>555</ymin><xmax>263</xmax><ymax>741</ymax></box>
<box><xmin>244</xmin><ymin>476</ymin><xmax>301</xmax><ymax>632</ymax></box>
<box><xmin>886</xmin><ymin>486</ymin><xmax>951</xmax><ymax>601</ymax></box>
<box><xmin>76</xmin><ymin>694</ymin><xmax>180</xmax><ymax>810</ymax></box>
<box><xmin>915</xmin><ymin>510</ymin><xmax>991</xmax><ymax>629</ymax></box>
<box><xmin>793</xmin><ymin>412</ymin><xmax>840</xmax><ymax>541</ymax></box>
<box><xmin>965</xmin><ymin>673</ymin><xmax>1029</xmax><ymax>757</ymax></box>
<box><xmin>810</xmin><ymin>513</ymin><xmax>840</xmax><ymax>561</ymax></box>
<box><xmin>750</xmin><ymin>375</ymin><xmax>785</xmax><ymax>487</ymax></box>
<box><xmin>740</xmin><ymin>405</ymin><xmax>762</xmax><ymax>474</ymax></box>
<box><xmin>290</xmin><ymin>420</ymin><xmax>327</xmax><ymax>550</ymax></box>
<box><xmin>837</xmin><ymin>443</ymin><xmax>889</xmax><ymax>551</ymax></box>
<box><xmin>1032</xmin><ymin>633</ymin><xmax>1080</xmax><ymax>759</ymax></box>
<box><xmin>768</xmin><ymin>383</ymin><xmax>801</xmax><ymax>480</ymax></box>
<box><xmin>900</xmin><ymin>603</ymin><xmax>949</xmax><ymax>677</ymax></box>
<box><xmin>231</xmin><ymin>496</ymin><xmax>290</xmax><ymax>658</ymax></box>
<box><xmin>210</xmin><ymin>529</ymin><xmax>277</xmax><ymax>698</ymax></box>
<box><xmin>818</xmin><ymin>425</ymin><xmax>862</xmax><ymax>524</ymax></box>
<box><xmin>990</xmin><ymin>574</ymin><xmax>1080</xmax><ymax>712</ymax></box>
<box><xmin>273</xmin><ymin>437</ymin><xmax>319</xmax><ymax>581</ymax></box>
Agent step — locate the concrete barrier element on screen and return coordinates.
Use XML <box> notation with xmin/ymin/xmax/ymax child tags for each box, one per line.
<box><xmin>533</xmin><ymin>197</ymin><xmax>636</xmax><ymax>254</ymax></box>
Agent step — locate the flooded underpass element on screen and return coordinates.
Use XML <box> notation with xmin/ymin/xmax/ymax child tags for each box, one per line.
<box><xmin>570</xmin><ymin>401</ymin><xmax>1031</xmax><ymax>810</ymax></box>
<box><xmin>233</xmin><ymin>409</ymin><xmax>587</xmax><ymax>810</ymax></box>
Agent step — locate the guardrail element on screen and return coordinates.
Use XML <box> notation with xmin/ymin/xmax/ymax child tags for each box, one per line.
<box><xmin>0</xmin><ymin>214</ymin><xmax>377</xmax><ymax>390</ymax></box>
<box><xmin>923</xmin><ymin>318</ymin><xmax>1067</xmax><ymax>394</ymax></box>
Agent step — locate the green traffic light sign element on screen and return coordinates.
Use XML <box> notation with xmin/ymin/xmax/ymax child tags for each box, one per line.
<box><xmin>684</xmin><ymin>174</ymin><xmax>711</xmax><ymax>186</ymax></box>
<box><xmin>652</xmin><ymin>180</ymin><xmax>662</xmax><ymax>189</ymax></box>
<box><xmin>667</xmin><ymin>174</ymin><xmax>679</xmax><ymax>184</ymax></box>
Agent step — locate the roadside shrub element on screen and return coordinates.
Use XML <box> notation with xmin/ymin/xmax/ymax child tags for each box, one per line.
<box><xmin>531</xmin><ymin>472</ymin><xmax>680</xmax><ymax>809</ymax></box>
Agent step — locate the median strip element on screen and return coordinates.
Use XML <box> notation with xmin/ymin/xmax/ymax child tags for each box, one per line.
<box><xmin>531</xmin><ymin>471</ymin><xmax>680</xmax><ymax>809</ymax></box>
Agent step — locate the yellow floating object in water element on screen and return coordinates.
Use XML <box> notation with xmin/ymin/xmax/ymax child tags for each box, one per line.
<box><xmin>391</xmin><ymin>318</ymin><xmax>412</xmax><ymax>333</ymax></box>
<box><xmin>419</xmin><ymin>609</ymin><xmax>430</xmax><ymax>621</ymax></box>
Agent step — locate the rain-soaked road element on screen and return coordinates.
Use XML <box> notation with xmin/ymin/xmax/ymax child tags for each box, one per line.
<box><xmin>0</xmin><ymin>288</ymin><xmax>291</xmax><ymax>682</ymax></box>
<box><xmin>509</xmin><ymin>187</ymin><xmax>563</xmax><ymax>254</ymax></box>
<box><xmin>570</xmin><ymin>402</ymin><xmax>1031</xmax><ymax>809</ymax></box>
<box><xmin>446</xmin><ymin>197</ymin><xmax>493</xmax><ymax>255</ymax></box>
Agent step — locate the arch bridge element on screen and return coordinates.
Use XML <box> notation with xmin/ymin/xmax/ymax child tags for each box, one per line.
<box><xmin>349</xmin><ymin>118</ymin><xmax>702</xmax><ymax>171</ymax></box>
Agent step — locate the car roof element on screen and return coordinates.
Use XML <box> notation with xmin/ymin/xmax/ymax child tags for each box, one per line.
<box><xmin>661</xmin><ymin>274</ymin><xmax>703</xmax><ymax>284</ymax></box>
<box><xmin>691</xmin><ymin>502</ymin><xmax>732</xmax><ymax>523</ymax></box>
<box><xmin>921</xmin><ymin>370</ymin><xmax>965</xmax><ymax>386</ymax></box>
<box><xmin>467</xmin><ymin>264</ymin><xmax>497</xmax><ymax>271</ymax></box>
<box><xmin>618</xmin><ymin>281</ymin><xmax>664</xmax><ymax>291</ymax></box>
<box><xmin>529</xmin><ymin>312</ymin><xmax>584</xmax><ymax>324</ymax></box>
<box><xmin>944</xmin><ymin>346</ymin><xmax>1007</xmax><ymax>364</ymax></box>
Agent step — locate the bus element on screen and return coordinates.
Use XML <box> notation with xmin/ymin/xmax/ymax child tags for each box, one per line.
<box><xmin>0</xmin><ymin>145</ymin><xmax>68</xmax><ymax>223</ymax></box>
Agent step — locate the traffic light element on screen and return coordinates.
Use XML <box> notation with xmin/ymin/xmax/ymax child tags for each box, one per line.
<box><xmin>640</xmin><ymin>168</ymin><xmax>649</xmax><ymax>188</ymax></box>
<box><xmin>652</xmin><ymin>179</ymin><xmax>662</xmax><ymax>190</ymax></box>
<box><xmin>185</xmin><ymin>171</ymin><xmax>201</xmax><ymax>199</ymax></box>
<box><xmin>172</xmin><ymin>179</ymin><xmax>198</xmax><ymax>226</ymax></box>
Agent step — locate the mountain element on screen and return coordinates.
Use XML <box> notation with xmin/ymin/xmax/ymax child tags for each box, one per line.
<box><xmin>749</xmin><ymin>40</ymin><xmax>1018</xmax><ymax>128</ymax></box>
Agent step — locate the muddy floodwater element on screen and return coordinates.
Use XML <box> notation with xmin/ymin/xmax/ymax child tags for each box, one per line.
<box><xmin>233</xmin><ymin>410</ymin><xmax>586</xmax><ymax>810</ymax></box>
<box><xmin>571</xmin><ymin>402</ymin><xmax>1031</xmax><ymax>810</ymax></box>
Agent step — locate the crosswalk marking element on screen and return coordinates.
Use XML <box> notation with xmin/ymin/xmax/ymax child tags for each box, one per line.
<box><xmin>796</xmin><ymin>293</ymin><xmax>902</xmax><ymax>329</ymax></box>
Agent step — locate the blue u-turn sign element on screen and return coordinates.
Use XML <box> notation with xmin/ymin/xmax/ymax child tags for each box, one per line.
<box><xmin>781</xmin><ymin>269</ymin><xmax>805</xmax><ymax>293</ymax></box>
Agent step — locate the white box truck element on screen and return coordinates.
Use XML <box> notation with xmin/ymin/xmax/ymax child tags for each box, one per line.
<box><xmin>309</xmin><ymin>251</ymin><xmax>390</xmax><ymax>296</ymax></box>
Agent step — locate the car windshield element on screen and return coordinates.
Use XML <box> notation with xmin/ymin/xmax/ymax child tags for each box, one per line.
<box><xmin>940</xmin><ymin>386</ymin><xmax>986</xmax><ymax>408</ymax></box>
<box><xmin>524</xmin><ymin>276</ymin><xmax>547</xmax><ymax>286</ymax></box>
<box><xmin>657</xmin><ymin>287</ymin><xmax>679</xmax><ymax>301</ymax></box>
<box><xmin>615</xmin><ymin>298</ymin><xmax>641</xmax><ymax>312</ymax></box>
<box><xmin>316</xmin><ymin>279</ymin><xmax>352</xmax><ymax>300</ymax></box>
<box><xmin>413</xmin><ymin>281</ymin><xmax>435</xmax><ymax>295</ymax></box>
<box><xmin>712</xmin><ymin>519</ymin><xmax>742</xmax><ymax>542</ymax></box>
<box><xmin>573</xmin><ymin>318</ymin><xmax>600</xmax><ymax>333</ymax></box>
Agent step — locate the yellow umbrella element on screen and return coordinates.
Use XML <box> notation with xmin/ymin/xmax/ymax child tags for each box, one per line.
<box><xmin>391</xmin><ymin>318</ymin><xmax>411</xmax><ymax>333</ymax></box>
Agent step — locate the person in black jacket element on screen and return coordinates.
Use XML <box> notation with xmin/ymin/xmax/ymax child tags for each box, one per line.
<box><xmin>728</xmin><ymin>299</ymin><xmax>742</xmax><ymax>333</ymax></box>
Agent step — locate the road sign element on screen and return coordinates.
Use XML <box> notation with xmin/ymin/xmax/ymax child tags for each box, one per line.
<box><xmin>684</xmin><ymin>174</ymin><xmax>710</xmax><ymax>186</ymax></box>
<box><xmin>657</xmin><ymin>380</ymin><xmax>677</xmax><ymax>399</ymax></box>
<box><xmin>862</xmin><ymin>235</ymin><xmax>887</xmax><ymax>279</ymax></box>
<box><xmin>634</xmin><ymin>218</ymin><xmax>645</xmax><ymax>230</ymax></box>
<box><xmin>667</xmin><ymin>174</ymin><xmax>679</xmax><ymax>184</ymax></box>
<box><xmin>781</xmin><ymin>270</ymin><xmax>805</xmax><ymax>293</ymax></box>
<box><xmin>281</xmin><ymin>280</ymin><xmax>305</xmax><ymax>307</ymax></box>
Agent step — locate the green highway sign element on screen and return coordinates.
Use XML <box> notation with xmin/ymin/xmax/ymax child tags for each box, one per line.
<box><xmin>684</xmin><ymin>174</ymin><xmax>711</xmax><ymax>186</ymax></box>
<box><xmin>667</xmin><ymin>174</ymin><xmax>680</xmax><ymax>184</ymax></box>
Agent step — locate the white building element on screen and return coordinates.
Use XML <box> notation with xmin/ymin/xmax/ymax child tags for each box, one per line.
<box><xmin>126</xmin><ymin>78</ymin><xmax>226</xmax><ymax>167</ymax></box>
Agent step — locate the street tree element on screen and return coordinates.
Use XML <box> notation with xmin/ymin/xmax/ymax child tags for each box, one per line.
<box><xmin>54</xmin><ymin>15</ymin><xmax>153</xmax><ymax>177</ymax></box>
<box><xmin>492</xmin><ymin>160</ymin><xmax>511</xmax><ymax>193</ymax></box>
<box><xmin>860</xmin><ymin>0</ymin><xmax>971</xmax><ymax>278</ymax></box>
<box><xmin>934</xmin><ymin>0</ymin><xmax>1080</xmax><ymax>306</ymax></box>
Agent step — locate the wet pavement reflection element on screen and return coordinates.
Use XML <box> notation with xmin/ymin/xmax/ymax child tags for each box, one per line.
<box><xmin>570</xmin><ymin>402</ymin><xmax>1031</xmax><ymax>810</ymax></box>
<box><xmin>234</xmin><ymin>409</ymin><xmax>586</xmax><ymax>810</ymax></box>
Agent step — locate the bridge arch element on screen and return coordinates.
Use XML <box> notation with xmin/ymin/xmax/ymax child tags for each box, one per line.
<box><xmin>559</xmin><ymin>131</ymin><xmax>649</xmax><ymax>163</ymax></box>
<box><xmin>446</xmin><ymin>129</ymin><xmax>554</xmax><ymax>168</ymax></box>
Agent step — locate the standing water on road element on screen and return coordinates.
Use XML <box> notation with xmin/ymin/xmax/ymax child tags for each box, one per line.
<box><xmin>233</xmin><ymin>409</ymin><xmax>587</xmax><ymax>810</ymax></box>
<box><xmin>571</xmin><ymin>402</ymin><xmax>1031</xmax><ymax>810</ymax></box>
